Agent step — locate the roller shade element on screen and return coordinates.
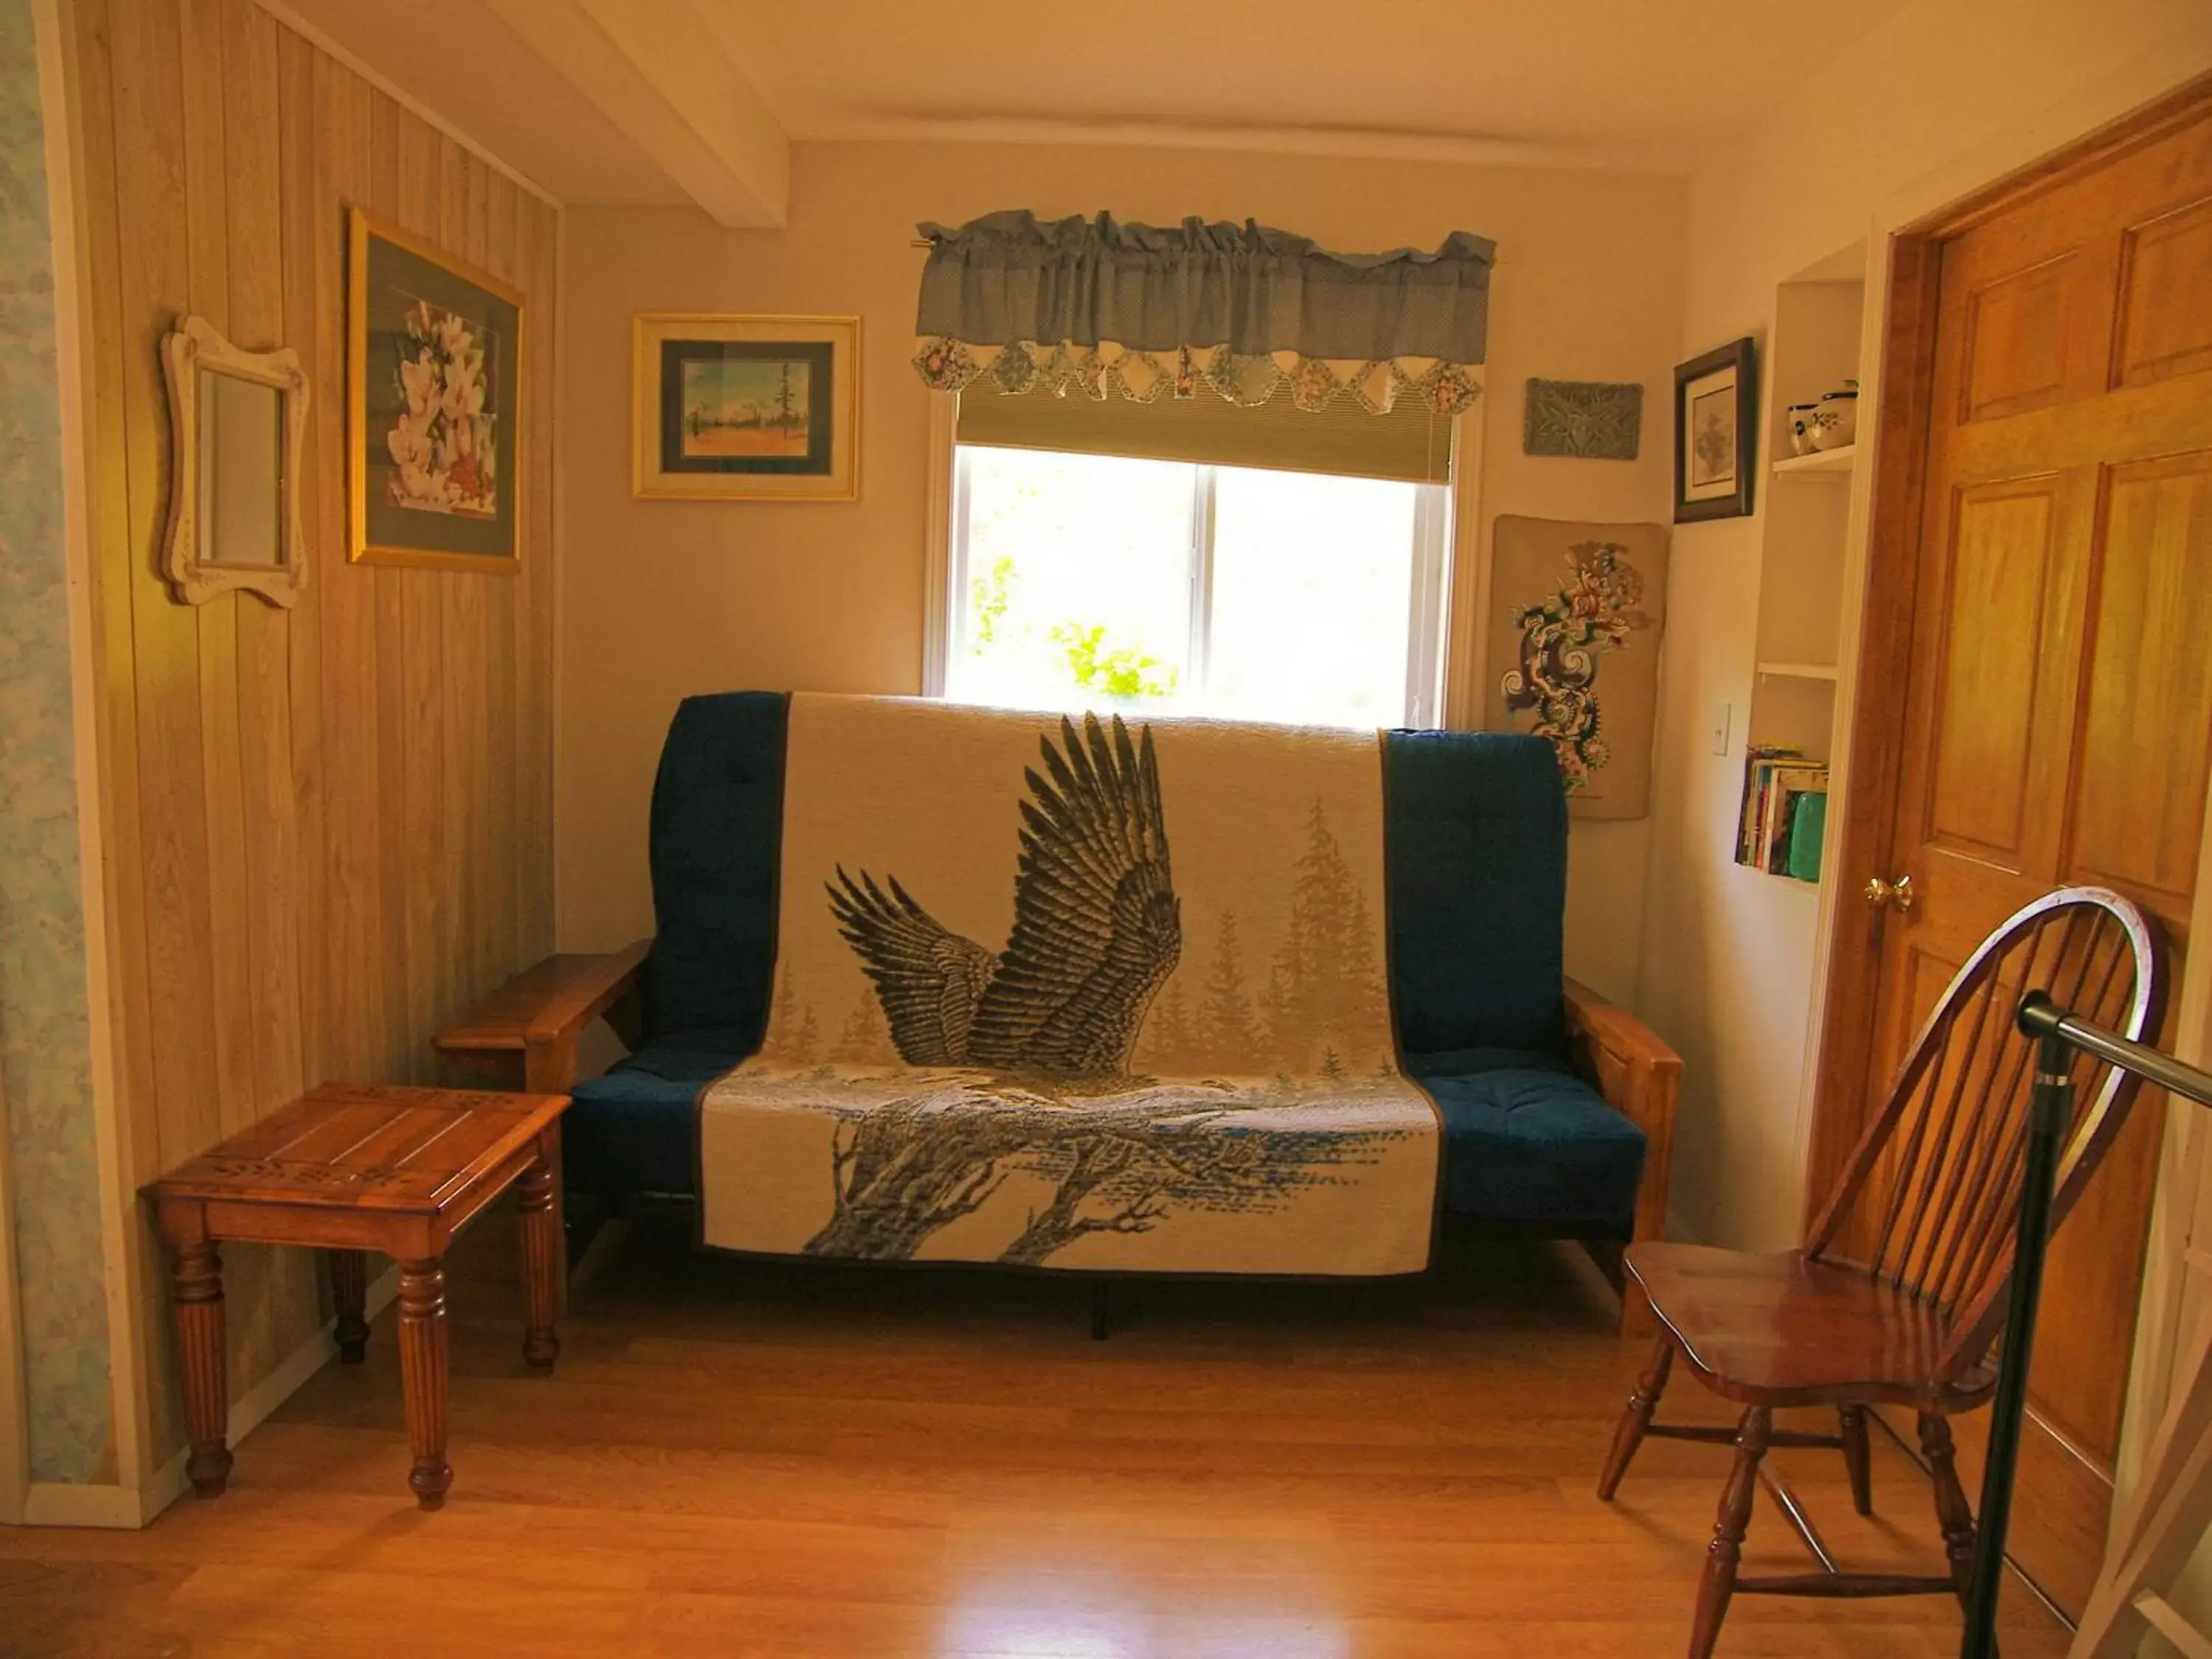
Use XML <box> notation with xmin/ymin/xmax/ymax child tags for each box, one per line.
<box><xmin>956</xmin><ymin>380</ymin><xmax>1456</xmax><ymax>485</ymax></box>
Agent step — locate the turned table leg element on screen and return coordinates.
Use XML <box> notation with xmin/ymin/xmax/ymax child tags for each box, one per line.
<box><xmin>166</xmin><ymin>1223</ymin><xmax>234</xmax><ymax>1499</ymax></box>
<box><xmin>396</xmin><ymin>1258</ymin><xmax>453</xmax><ymax>1509</ymax></box>
<box><xmin>330</xmin><ymin>1249</ymin><xmax>370</xmax><ymax>1363</ymax></box>
<box><xmin>518</xmin><ymin>1143</ymin><xmax>563</xmax><ymax>1371</ymax></box>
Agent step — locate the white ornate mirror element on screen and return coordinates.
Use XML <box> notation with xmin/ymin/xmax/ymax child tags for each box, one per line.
<box><xmin>161</xmin><ymin>315</ymin><xmax>309</xmax><ymax>607</ymax></box>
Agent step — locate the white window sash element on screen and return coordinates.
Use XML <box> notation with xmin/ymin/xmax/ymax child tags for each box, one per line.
<box><xmin>943</xmin><ymin>446</ymin><xmax>1453</xmax><ymax>728</ymax></box>
<box><xmin>1185</xmin><ymin>465</ymin><xmax>1217</xmax><ymax>706</ymax></box>
<box><xmin>943</xmin><ymin>444</ymin><xmax>977</xmax><ymax>682</ymax></box>
<box><xmin>1405</xmin><ymin>482</ymin><xmax>1453</xmax><ymax>730</ymax></box>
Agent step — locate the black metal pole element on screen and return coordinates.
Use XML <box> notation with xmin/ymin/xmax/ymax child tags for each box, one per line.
<box><xmin>1961</xmin><ymin>993</ymin><xmax>2212</xmax><ymax>1658</ymax></box>
<box><xmin>1960</xmin><ymin>1001</ymin><xmax>2075</xmax><ymax>1659</ymax></box>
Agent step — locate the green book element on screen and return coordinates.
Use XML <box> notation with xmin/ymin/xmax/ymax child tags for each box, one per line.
<box><xmin>1787</xmin><ymin>790</ymin><xmax>1829</xmax><ymax>883</ymax></box>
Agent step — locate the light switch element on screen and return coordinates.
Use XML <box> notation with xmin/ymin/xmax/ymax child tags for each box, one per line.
<box><xmin>1709</xmin><ymin>701</ymin><xmax>1732</xmax><ymax>757</ymax></box>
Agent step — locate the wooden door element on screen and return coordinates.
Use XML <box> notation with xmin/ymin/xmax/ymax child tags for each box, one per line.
<box><xmin>1860</xmin><ymin>100</ymin><xmax>2212</xmax><ymax>1614</ymax></box>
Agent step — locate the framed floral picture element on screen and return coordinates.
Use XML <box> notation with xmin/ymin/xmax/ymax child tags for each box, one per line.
<box><xmin>1673</xmin><ymin>336</ymin><xmax>1756</xmax><ymax>523</ymax></box>
<box><xmin>632</xmin><ymin>313</ymin><xmax>860</xmax><ymax>501</ymax></box>
<box><xmin>347</xmin><ymin>208</ymin><xmax>524</xmax><ymax>570</ymax></box>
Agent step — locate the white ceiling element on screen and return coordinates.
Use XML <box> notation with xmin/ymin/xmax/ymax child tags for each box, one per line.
<box><xmin>270</xmin><ymin>0</ymin><xmax>1916</xmax><ymax>218</ymax></box>
<box><xmin>703</xmin><ymin>0</ymin><xmax>1913</xmax><ymax>167</ymax></box>
<box><xmin>271</xmin><ymin>0</ymin><xmax>691</xmax><ymax>204</ymax></box>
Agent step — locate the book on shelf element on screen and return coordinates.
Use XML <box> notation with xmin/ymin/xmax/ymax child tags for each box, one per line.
<box><xmin>1736</xmin><ymin>745</ymin><xmax>1829</xmax><ymax>881</ymax></box>
<box><xmin>1786</xmin><ymin>789</ymin><xmax>1828</xmax><ymax>882</ymax></box>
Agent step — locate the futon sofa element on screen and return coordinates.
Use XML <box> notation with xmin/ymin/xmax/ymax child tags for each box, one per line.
<box><xmin>440</xmin><ymin>692</ymin><xmax>1681</xmax><ymax>1323</ymax></box>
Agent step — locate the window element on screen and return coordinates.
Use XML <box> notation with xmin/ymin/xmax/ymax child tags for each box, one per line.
<box><xmin>939</xmin><ymin>393</ymin><xmax>1456</xmax><ymax>730</ymax></box>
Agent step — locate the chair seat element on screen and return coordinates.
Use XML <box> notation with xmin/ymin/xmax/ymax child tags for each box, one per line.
<box><xmin>1626</xmin><ymin>1242</ymin><xmax>1992</xmax><ymax>1408</ymax></box>
<box><xmin>1421</xmin><ymin>1060</ymin><xmax>1646</xmax><ymax>1233</ymax></box>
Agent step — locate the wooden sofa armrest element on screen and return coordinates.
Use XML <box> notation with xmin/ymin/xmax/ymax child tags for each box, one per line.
<box><xmin>1564</xmin><ymin>976</ymin><xmax>1683</xmax><ymax>1334</ymax></box>
<box><xmin>1564</xmin><ymin>976</ymin><xmax>1682</xmax><ymax>1247</ymax></box>
<box><xmin>435</xmin><ymin>941</ymin><xmax>651</xmax><ymax>1094</ymax></box>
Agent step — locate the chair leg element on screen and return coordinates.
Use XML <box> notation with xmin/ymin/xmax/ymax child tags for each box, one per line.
<box><xmin>1919</xmin><ymin>1411</ymin><xmax>1978</xmax><ymax>1607</ymax></box>
<box><xmin>1839</xmin><ymin>1405</ymin><xmax>1873</xmax><ymax>1516</ymax></box>
<box><xmin>1687</xmin><ymin>1405</ymin><xmax>1772</xmax><ymax>1659</ymax></box>
<box><xmin>1598</xmin><ymin>1337</ymin><xmax>1674</xmax><ymax>1500</ymax></box>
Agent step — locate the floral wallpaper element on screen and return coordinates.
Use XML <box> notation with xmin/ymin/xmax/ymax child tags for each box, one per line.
<box><xmin>0</xmin><ymin>0</ymin><xmax>112</xmax><ymax>1485</ymax></box>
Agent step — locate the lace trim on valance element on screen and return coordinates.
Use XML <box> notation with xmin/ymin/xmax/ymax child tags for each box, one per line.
<box><xmin>913</xmin><ymin>336</ymin><xmax>1483</xmax><ymax>417</ymax></box>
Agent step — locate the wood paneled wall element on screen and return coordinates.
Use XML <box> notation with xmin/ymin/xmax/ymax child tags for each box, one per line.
<box><xmin>67</xmin><ymin>0</ymin><xmax>558</xmax><ymax>1471</ymax></box>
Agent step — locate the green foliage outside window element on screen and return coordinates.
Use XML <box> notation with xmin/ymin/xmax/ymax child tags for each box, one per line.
<box><xmin>969</xmin><ymin>554</ymin><xmax>1015</xmax><ymax>651</ymax></box>
<box><xmin>1048</xmin><ymin>621</ymin><xmax>1179</xmax><ymax>700</ymax></box>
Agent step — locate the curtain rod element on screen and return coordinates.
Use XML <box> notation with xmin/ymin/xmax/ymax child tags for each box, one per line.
<box><xmin>911</xmin><ymin>236</ymin><xmax>1503</xmax><ymax>262</ymax></box>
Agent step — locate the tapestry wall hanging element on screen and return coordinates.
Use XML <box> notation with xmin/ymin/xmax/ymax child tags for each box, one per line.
<box><xmin>348</xmin><ymin>209</ymin><xmax>524</xmax><ymax>570</ymax></box>
<box><xmin>632</xmin><ymin>313</ymin><xmax>860</xmax><ymax>502</ymax></box>
<box><xmin>1489</xmin><ymin>515</ymin><xmax>1669</xmax><ymax>821</ymax></box>
<box><xmin>696</xmin><ymin>694</ymin><xmax>1441</xmax><ymax>1277</ymax></box>
<box><xmin>1523</xmin><ymin>378</ymin><xmax>1643</xmax><ymax>459</ymax></box>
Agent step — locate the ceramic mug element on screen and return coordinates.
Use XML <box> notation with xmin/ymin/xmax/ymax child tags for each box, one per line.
<box><xmin>1786</xmin><ymin>403</ymin><xmax>1819</xmax><ymax>456</ymax></box>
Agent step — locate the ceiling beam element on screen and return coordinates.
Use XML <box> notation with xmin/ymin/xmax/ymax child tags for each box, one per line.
<box><xmin>483</xmin><ymin>0</ymin><xmax>789</xmax><ymax>228</ymax></box>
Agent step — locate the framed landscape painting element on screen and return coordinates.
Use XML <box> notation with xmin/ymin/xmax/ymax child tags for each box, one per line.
<box><xmin>1673</xmin><ymin>336</ymin><xmax>1756</xmax><ymax>523</ymax></box>
<box><xmin>633</xmin><ymin>313</ymin><xmax>861</xmax><ymax>501</ymax></box>
<box><xmin>347</xmin><ymin>207</ymin><xmax>524</xmax><ymax>570</ymax></box>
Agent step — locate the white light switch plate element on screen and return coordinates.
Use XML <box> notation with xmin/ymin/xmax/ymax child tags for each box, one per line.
<box><xmin>1710</xmin><ymin>701</ymin><xmax>1732</xmax><ymax>757</ymax></box>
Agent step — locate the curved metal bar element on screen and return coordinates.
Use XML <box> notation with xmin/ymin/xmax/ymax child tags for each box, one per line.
<box><xmin>2017</xmin><ymin>990</ymin><xmax>2212</xmax><ymax>1107</ymax></box>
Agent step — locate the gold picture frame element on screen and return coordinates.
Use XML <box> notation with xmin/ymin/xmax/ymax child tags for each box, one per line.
<box><xmin>347</xmin><ymin>206</ymin><xmax>526</xmax><ymax>571</ymax></box>
<box><xmin>633</xmin><ymin>313</ymin><xmax>861</xmax><ymax>502</ymax></box>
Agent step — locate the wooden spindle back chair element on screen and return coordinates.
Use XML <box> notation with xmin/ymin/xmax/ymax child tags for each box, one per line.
<box><xmin>1812</xmin><ymin>886</ymin><xmax>2163</xmax><ymax>1380</ymax></box>
<box><xmin>1598</xmin><ymin>886</ymin><xmax>2165</xmax><ymax>1659</ymax></box>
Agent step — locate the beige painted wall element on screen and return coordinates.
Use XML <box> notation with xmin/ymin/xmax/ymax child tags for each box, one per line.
<box><xmin>557</xmin><ymin>142</ymin><xmax>1686</xmax><ymax>1001</ymax></box>
<box><xmin>1648</xmin><ymin>0</ymin><xmax>2212</xmax><ymax>1253</ymax></box>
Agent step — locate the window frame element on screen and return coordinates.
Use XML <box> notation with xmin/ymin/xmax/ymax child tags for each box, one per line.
<box><xmin>940</xmin><ymin>442</ymin><xmax>1453</xmax><ymax>730</ymax></box>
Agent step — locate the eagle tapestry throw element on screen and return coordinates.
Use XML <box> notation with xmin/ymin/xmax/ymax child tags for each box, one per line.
<box><xmin>698</xmin><ymin>694</ymin><xmax>1441</xmax><ymax>1276</ymax></box>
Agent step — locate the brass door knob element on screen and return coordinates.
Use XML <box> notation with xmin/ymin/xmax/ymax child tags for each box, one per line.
<box><xmin>1864</xmin><ymin>874</ymin><xmax>1916</xmax><ymax>912</ymax></box>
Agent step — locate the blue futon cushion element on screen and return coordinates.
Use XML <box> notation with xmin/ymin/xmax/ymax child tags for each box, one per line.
<box><xmin>566</xmin><ymin>1043</ymin><xmax>734</xmax><ymax>1197</ymax></box>
<box><xmin>1415</xmin><ymin>1054</ymin><xmax>1645</xmax><ymax>1234</ymax></box>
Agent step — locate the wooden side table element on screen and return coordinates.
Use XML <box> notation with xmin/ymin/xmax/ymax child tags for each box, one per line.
<box><xmin>144</xmin><ymin>1083</ymin><xmax>570</xmax><ymax>1510</ymax></box>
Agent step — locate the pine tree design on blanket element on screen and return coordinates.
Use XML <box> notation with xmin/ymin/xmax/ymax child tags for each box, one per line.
<box><xmin>698</xmin><ymin>698</ymin><xmax>1441</xmax><ymax>1277</ymax></box>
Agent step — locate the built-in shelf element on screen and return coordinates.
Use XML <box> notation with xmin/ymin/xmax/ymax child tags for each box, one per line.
<box><xmin>1773</xmin><ymin>444</ymin><xmax>1856</xmax><ymax>476</ymax></box>
<box><xmin>1738</xmin><ymin>249</ymin><xmax>1863</xmax><ymax>892</ymax></box>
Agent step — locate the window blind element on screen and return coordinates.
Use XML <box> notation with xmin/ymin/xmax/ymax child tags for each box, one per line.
<box><xmin>955</xmin><ymin>380</ymin><xmax>1457</xmax><ymax>485</ymax></box>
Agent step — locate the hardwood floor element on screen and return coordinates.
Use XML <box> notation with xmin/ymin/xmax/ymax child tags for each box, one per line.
<box><xmin>0</xmin><ymin>1216</ymin><xmax>2073</xmax><ymax>1658</ymax></box>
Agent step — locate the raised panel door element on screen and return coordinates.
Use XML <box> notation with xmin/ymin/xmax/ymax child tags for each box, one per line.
<box><xmin>1860</xmin><ymin>102</ymin><xmax>2212</xmax><ymax>1615</ymax></box>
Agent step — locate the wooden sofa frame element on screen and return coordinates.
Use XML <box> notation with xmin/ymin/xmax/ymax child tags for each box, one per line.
<box><xmin>437</xmin><ymin>947</ymin><xmax>1680</xmax><ymax>1332</ymax></box>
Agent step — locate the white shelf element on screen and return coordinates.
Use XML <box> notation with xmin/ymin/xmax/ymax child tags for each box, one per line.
<box><xmin>1752</xmin><ymin>865</ymin><xmax>1822</xmax><ymax>888</ymax></box>
<box><xmin>1756</xmin><ymin>661</ymin><xmax>1840</xmax><ymax>681</ymax></box>
<box><xmin>1773</xmin><ymin>444</ymin><xmax>1856</xmax><ymax>476</ymax></box>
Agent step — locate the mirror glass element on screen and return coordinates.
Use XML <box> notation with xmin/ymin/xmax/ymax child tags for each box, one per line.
<box><xmin>197</xmin><ymin>367</ymin><xmax>285</xmax><ymax>568</ymax></box>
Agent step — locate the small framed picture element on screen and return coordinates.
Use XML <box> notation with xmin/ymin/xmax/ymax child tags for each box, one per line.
<box><xmin>347</xmin><ymin>208</ymin><xmax>524</xmax><ymax>571</ymax></box>
<box><xmin>633</xmin><ymin>313</ymin><xmax>861</xmax><ymax>501</ymax></box>
<box><xmin>1673</xmin><ymin>337</ymin><xmax>1756</xmax><ymax>523</ymax></box>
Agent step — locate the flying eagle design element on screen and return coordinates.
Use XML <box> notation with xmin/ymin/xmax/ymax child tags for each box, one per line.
<box><xmin>827</xmin><ymin>713</ymin><xmax>1180</xmax><ymax>1076</ymax></box>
